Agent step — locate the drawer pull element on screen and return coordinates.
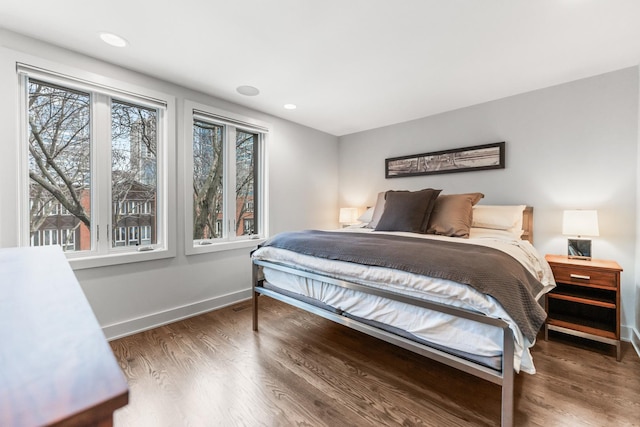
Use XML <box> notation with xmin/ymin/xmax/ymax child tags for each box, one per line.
<box><xmin>570</xmin><ymin>273</ymin><xmax>591</xmax><ymax>280</ymax></box>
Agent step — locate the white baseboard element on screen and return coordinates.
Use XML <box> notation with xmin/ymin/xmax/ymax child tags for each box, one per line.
<box><xmin>102</xmin><ymin>288</ymin><xmax>252</xmax><ymax>341</ymax></box>
<box><xmin>632</xmin><ymin>328</ymin><xmax>640</xmax><ymax>358</ymax></box>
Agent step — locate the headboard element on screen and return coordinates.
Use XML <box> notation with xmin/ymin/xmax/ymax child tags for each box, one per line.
<box><xmin>521</xmin><ymin>206</ymin><xmax>534</xmax><ymax>244</ymax></box>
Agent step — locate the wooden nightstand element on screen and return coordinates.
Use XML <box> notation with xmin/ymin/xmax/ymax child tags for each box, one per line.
<box><xmin>544</xmin><ymin>254</ymin><xmax>623</xmax><ymax>361</ymax></box>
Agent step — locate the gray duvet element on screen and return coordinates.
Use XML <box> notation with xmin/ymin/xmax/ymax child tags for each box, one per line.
<box><xmin>259</xmin><ymin>230</ymin><xmax>547</xmax><ymax>342</ymax></box>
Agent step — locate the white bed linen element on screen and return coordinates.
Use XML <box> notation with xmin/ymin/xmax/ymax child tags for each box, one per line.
<box><xmin>252</xmin><ymin>229</ymin><xmax>555</xmax><ymax>374</ymax></box>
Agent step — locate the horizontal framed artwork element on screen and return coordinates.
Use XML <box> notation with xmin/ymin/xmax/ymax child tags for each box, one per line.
<box><xmin>385</xmin><ymin>142</ymin><xmax>505</xmax><ymax>179</ymax></box>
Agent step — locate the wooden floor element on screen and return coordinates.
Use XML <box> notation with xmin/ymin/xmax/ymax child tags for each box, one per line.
<box><xmin>110</xmin><ymin>296</ymin><xmax>640</xmax><ymax>426</ymax></box>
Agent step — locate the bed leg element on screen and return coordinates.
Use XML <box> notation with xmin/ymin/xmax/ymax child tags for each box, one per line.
<box><xmin>501</xmin><ymin>328</ymin><xmax>515</xmax><ymax>427</ymax></box>
<box><xmin>252</xmin><ymin>262</ymin><xmax>259</xmax><ymax>331</ymax></box>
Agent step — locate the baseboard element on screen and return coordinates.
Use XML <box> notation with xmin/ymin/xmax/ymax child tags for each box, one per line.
<box><xmin>632</xmin><ymin>328</ymin><xmax>640</xmax><ymax>358</ymax></box>
<box><xmin>102</xmin><ymin>288</ymin><xmax>252</xmax><ymax>341</ymax></box>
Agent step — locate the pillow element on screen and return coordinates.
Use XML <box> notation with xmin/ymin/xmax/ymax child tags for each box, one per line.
<box><xmin>469</xmin><ymin>227</ymin><xmax>520</xmax><ymax>240</ymax></box>
<box><xmin>374</xmin><ymin>188</ymin><xmax>441</xmax><ymax>233</ymax></box>
<box><xmin>419</xmin><ymin>189</ymin><xmax>444</xmax><ymax>232</ymax></box>
<box><xmin>366</xmin><ymin>192</ymin><xmax>387</xmax><ymax>229</ymax></box>
<box><xmin>472</xmin><ymin>205</ymin><xmax>526</xmax><ymax>238</ymax></box>
<box><xmin>357</xmin><ymin>207</ymin><xmax>375</xmax><ymax>224</ymax></box>
<box><xmin>426</xmin><ymin>192</ymin><xmax>484</xmax><ymax>238</ymax></box>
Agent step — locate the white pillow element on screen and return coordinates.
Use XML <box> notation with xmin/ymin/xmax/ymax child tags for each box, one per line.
<box><xmin>366</xmin><ymin>192</ymin><xmax>387</xmax><ymax>228</ymax></box>
<box><xmin>472</xmin><ymin>205</ymin><xmax>526</xmax><ymax>238</ymax></box>
<box><xmin>469</xmin><ymin>227</ymin><xmax>520</xmax><ymax>240</ymax></box>
<box><xmin>357</xmin><ymin>207</ymin><xmax>374</xmax><ymax>223</ymax></box>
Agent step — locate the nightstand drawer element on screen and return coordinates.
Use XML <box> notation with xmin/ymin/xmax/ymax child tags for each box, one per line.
<box><xmin>550</xmin><ymin>266</ymin><xmax>617</xmax><ymax>288</ymax></box>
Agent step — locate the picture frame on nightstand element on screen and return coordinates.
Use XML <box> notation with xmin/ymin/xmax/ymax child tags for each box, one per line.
<box><xmin>567</xmin><ymin>238</ymin><xmax>592</xmax><ymax>260</ymax></box>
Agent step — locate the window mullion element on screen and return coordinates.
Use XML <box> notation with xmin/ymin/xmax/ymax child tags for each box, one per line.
<box><xmin>18</xmin><ymin>74</ymin><xmax>30</xmax><ymax>246</ymax></box>
<box><xmin>93</xmin><ymin>93</ymin><xmax>112</xmax><ymax>254</ymax></box>
<box><xmin>226</xmin><ymin>126</ymin><xmax>238</xmax><ymax>239</ymax></box>
<box><xmin>155</xmin><ymin>108</ymin><xmax>166</xmax><ymax>248</ymax></box>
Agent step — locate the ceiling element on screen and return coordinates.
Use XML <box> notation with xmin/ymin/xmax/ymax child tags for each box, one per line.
<box><xmin>2</xmin><ymin>1</ymin><xmax>640</xmax><ymax>136</ymax></box>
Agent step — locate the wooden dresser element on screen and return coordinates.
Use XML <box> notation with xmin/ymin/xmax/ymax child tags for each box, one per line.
<box><xmin>0</xmin><ymin>246</ymin><xmax>128</xmax><ymax>426</ymax></box>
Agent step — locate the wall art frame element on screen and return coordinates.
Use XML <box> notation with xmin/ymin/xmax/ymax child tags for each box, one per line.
<box><xmin>385</xmin><ymin>142</ymin><xmax>505</xmax><ymax>179</ymax></box>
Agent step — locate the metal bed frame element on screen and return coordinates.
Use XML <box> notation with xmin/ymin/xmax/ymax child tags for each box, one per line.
<box><xmin>252</xmin><ymin>261</ymin><xmax>515</xmax><ymax>426</ymax></box>
<box><xmin>251</xmin><ymin>208</ymin><xmax>533</xmax><ymax>427</ymax></box>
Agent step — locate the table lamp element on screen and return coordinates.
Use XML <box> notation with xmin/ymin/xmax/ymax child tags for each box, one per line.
<box><xmin>339</xmin><ymin>207</ymin><xmax>359</xmax><ymax>227</ymax></box>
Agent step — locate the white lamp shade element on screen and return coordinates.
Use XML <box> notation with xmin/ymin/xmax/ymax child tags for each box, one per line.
<box><xmin>339</xmin><ymin>207</ymin><xmax>359</xmax><ymax>224</ymax></box>
<box><xmin>562</xmin><ymin>210</ymin><xmax>599</xmax><ymax>237</ymax></box>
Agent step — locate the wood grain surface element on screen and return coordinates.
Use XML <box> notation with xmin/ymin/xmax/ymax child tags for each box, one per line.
<box><xmin>0</xmin><ymin>246</ymin><xmax>128</xmax><ymax>427</ymax></box>
<box><xmin>110</xmin><ymin>296</ymin><xmax>640</xmax><ymax>426</ymax></box>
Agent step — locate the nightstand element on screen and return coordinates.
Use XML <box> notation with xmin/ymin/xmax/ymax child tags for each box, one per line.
<box><xmin>544</xmin><ymin>254</ymin><xmax>623</xmax><ymax>361</ymax></box>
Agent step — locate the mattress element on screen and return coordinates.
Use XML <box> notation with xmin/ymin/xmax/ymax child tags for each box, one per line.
<box><xmin>252</xmin><ymin>229</ymin><xmax>555</xmax><ymax>374</ymax></box>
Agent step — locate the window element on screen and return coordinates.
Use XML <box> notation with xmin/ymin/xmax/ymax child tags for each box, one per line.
<box><xmin>126</xmin><ymin>201</ymin><xmax>139</xmax><ymax>215</ymax></box>
<box><xmin>185</xmin><ymin>101</ymin><xmax>268</xmax><ymax>254</ymax></box>
<box><xmin>243</xmin><ymin>218</ymin><xmax>254</xmax><ymax>235</ymax></box>
<box><xmin>114</xmin><ymin>227</ymin><xmax>126</xmax><ymax>247</ymax></box>
<box><xmin>42</xmin><ymin>229</ymin><xmax>58</xmax><ymax>246</ymax></box>
<box><xmin>140</xmin><ymin>225</ymin><xmax>152</xmax><ymax>245</ymax></box>
<box><xmin>26</xmin><ymin>80</ymin><xmax>91</xmax><ymax>252</ymax></box>
<box><xmin>19</xmin><ymin>64</ymin><xmax>174</xmax><ymax>268</ymax></box>
<box><xmin>61</xmin><ymin>229</ymin><xmax>76</xmax><ymax>251</ymax></box>
<box><xmin>128</xmin><ymin>226</ymin><xmax>139</xmax><ymax>246</ymax></box>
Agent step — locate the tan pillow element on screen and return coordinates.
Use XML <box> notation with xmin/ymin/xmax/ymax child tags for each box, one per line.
<box><xmin>374</xmin><ymin>189</ymin><xmax>441</xmax><ymax>233</ymax></box>
<box><xmin>427</xmin><ymin>193</ymin><xmax>485</xmax><ymax>238</ymax></box>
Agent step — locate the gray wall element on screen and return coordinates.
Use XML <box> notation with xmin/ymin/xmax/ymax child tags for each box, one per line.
<box><xmin>636</xmin><ymin>71</ymin><xmax>640</xmax><ymax>351</ymax></box>
<box><xmin>339</xmin><ymin>68</ymin><xmax>639</xmax><ymax>338</ymax></box>
<box><xmin>0</xmin><ymin>31</ymin><xmax>339</xmax><ymax>338</ymax></box>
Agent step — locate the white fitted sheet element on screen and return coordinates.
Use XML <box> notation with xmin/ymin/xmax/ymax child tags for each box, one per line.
<box><xmin>252</xmin><ymin>229</ymin><xmax>555</xmax><ymax>374</ymax></box>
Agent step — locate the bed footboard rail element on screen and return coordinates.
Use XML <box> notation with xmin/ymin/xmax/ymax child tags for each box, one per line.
<box><xmin>252</xmin><ymin>259</ymin><xmax>515</xmax><ymax>427</ymax></box>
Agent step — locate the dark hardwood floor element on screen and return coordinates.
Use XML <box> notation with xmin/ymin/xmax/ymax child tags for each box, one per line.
<box><xmin>110</xmin><ymin>296</ymin><xmax>640</xmax><ymax>426</ymax></box>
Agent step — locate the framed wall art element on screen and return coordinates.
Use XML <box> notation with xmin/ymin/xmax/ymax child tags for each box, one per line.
<box><xmin>385</xmin><ymin>142</ymin><xmax>505</xmax><ymax>179</ymax></box>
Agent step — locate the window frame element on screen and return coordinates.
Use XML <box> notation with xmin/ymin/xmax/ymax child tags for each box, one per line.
<box><xmin>17</xmin><ymin>62</ymin><xmax>176</xmax><ymax>269</ymax></box>
<box><xmin>183</xmin><ymin>100</ymin><xmax>269</xmax><ymax>255</ymax></box>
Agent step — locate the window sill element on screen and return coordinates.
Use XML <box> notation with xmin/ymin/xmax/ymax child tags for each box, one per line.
<box><xmin>67</xmin><ymin>246</ymin><xmax>175</xmax><ymax>270</ymax></box>
<box><xmin>186</xmin><ymin>237</ymin><xmax>266</xmax><ymax>256</ymax></box>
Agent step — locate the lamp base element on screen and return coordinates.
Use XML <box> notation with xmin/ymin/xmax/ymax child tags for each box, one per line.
<box><xmin>568</xmin><ymin>238</ymin><xmax>592</xmax><ymax>260</ymax></box>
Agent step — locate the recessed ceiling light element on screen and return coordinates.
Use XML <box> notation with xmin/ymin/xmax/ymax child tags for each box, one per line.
<box><xmin>284</xmin><ymin>104</ymin><xmax>297</xmax><ymax>110</ymax></box>
<box><xmin>236</xmin><ymin>85</ymin><xmax>260</xmax><ymax>96</ymax></box>
<box><xmin>99</xmin><ymin>32</ymin><xmax>128</xmax><ymax>48</ymax></box>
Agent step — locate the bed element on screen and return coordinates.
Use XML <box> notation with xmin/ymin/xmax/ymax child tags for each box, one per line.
<box><xmin>251</xmin><ymin>191</ymin><xmax>555</xmax><ymax>427</ymax></box>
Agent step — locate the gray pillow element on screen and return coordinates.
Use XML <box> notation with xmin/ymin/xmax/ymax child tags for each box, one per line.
<box><xmin>374</xmin><ymin>189</ymin><xmax>441</xmax><ymax>233</ymax></box>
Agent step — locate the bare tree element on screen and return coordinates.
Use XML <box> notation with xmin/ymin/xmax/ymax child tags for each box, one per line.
<box><xmin>192</xmin><ymin>124</ymin><xmax>258</xmax><ymax>239</ymax></box>
<box><xmin>28</xmin><ymin>80</ymin><xmax>91</xmax><ymax>231</ymax></box>
<box><xmin>28</xmin><ymin>80</ymin><xmax>158</xmax><ymax>249</ymax></box>
<box><xmin>193</xmin><ymin>120</ymin><xmax>223</xmax><ymax>239</ymax></box>
<box><xmin>111</xmin><ymin>101</ymin><xmax>157</xmax><ymax>233</ymax></box>
<box><xmin>235</xmin><ymin>131</ymin><xmax>256</xmax><ymax>235</ymax></box>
